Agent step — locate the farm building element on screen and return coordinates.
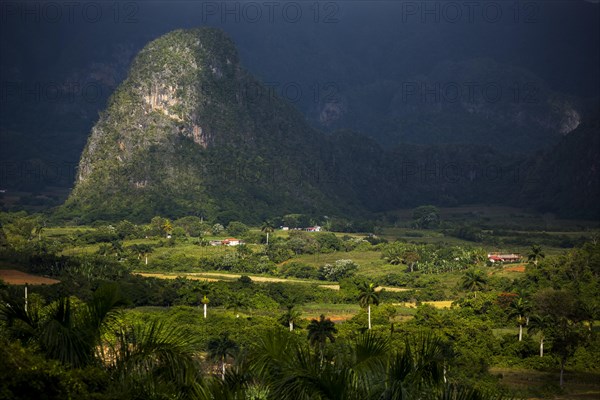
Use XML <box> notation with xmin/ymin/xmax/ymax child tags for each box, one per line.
<box><xmin>487</xmin><ymin>253</ymin><xmax>522</xmax><ymax>262</ymax></box>
<box><xmin>210</xmin><ymin>238</ymin><xmax>244</xmax><ymax>246</ymax></box>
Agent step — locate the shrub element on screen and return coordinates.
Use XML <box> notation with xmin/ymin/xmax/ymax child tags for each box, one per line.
<box><xmin>227</xmin><ymin>221</ymin><xmax>249</xmax><ymax>237</ymax></box>
<box><xmin>211</xmin><ymin>223</ymin><xmax>225</xmax><ymax>235</ymax></box>
<box><xmin>319</xmin><ymin>259</ymin><xmax>358</xmax><ymax>281</ymax></box>
<box><xmin>81</xmin><ymin>226</ymin><xmax>119</xmax><ymax>244</ymax></box>
<box><xmin>316</xmin><ymin>232</ymin><xmax>342</xmax><ymax>253</ymax></box>
<box><xmin>279</xmin><ymin>262</ymin><xmax>320</xmax><ymax>279</ymax></box>
<box><xmin>412</xmin><ymin>205</ymin><xmax>440</xmax><ymax>229</ymax></box>
<box><xmin>382</xmin><ymin>273</ymin><xmax>414</xmax><ymax>287</ymax></box>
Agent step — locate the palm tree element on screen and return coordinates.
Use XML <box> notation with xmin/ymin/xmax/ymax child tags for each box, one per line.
<box><xmin>528</xmin><ymin>244</ymin><xmax>545</xmax><ymax>266</ymax></box>
<box><xmin>461</xmin><ymin>269</ymin><xmax>487</xmax><ymax>298</ymax></box>
<box><xmin>132</xmin><ymin>243</ymin><xmax>153</xmax><ymax>265</ymax></box>
<box><xmin>508</xmin><ymin>297</ymin><xmax>530</xmax><ymax>341</ymax></box>
<box><xmin>3</xmin><ymin>285</ymin><xmax>209</xmax><ymax>399</ymax></box>
<box><xmin>207</xmin><ymin>333</ymin><xmax>239</xmax><ymax>380</ymax></box>
<box><xmin>162</xmin><ymin>220</ymin><xmax>173</xmax><ymax>237</ymax></box>
<box><xmin>386</xmin><ymin>254</ymin><xmax>403</xmax><ymax>266</ymax></box>
<box><xmin>550</xmin><ymin>317</ymin><xmax>582</xmax><ymax>388</ymax></box>
<box><xmin>358</xmin><ymin>282</ymin><xmax>380</xmax><ymax>330</ymax></box>
<box><xmin>382</xmin><ymin>334</ymin><xmax>447</xmax><ymax>398</ymax></box>
<box><xmin>33</xmin><ymin>220</ymin><xmax>45</xmax><ymax>241</ymax></box>
<box><xmin>105</xmin><ymin>319</ymin><xmax>204</xmax><ymax>398</ymax></box>
<box><xmin>201</xmin><ymin>295</ymin><xmax>210</xmax><ymax>319</ymax></box>
<box><xmin>383</xmin><ymin>245</ymin><xmax>420</xmax><ymax>272</ymax></box>
<box><xmin>191</xmin><ymin>280</ymin><xmax>211</xmax><ymax>306</ymax></box>
<box><xmin>307</xmin><ymin>314</ymin><xmax>337</xmax><ymax>365</ymax></box>
<box><xmin>110</xmin><ymin>240</ymin><xmax>123</xmax><ymax>258</ymax></box>
<box><xmin>278</xmin><ymin>305</ymin><xmax>302</xmax><ymax>331</ymax></box>
<box><xmin>248</xmin><ymin>330</ymin><xmax>488</xmax><ymax>400</ymax></box>
<box><xmin>261</xmin><ymin>221</ymin><xmax>275</xmax><ymax>245</ymax></box>
<box><xmin>528</xmin><ymin>314</ymin><xmax>553</xmax><ymax>357</ymax></box>
<box><xmin>0</xmin><ymin>283</ymin><xmax>125</xmax><ymax>367</ymax></box>
<box><xmin>97</xmin><ymin>243</ymin><xmax>112</xmax><ymax>256</ymax></box>
<box><xmin>250</xmin><ymin>329</ymin><xmax>374</xmax><ymax>400</ymax></box>
<box><xmin>469</xmin><ymin>247</ymin><xmax>488</xmax><ymax>264</ymax></box>
<box><xmin>578</xmin><ymin>301</ymin><xmax>599</xmax><ymax>333</ymax></box>
<box><xmin>226</xmin><ymin>293</ymin><xmax>246</xmax><ymax>318</ymax></box>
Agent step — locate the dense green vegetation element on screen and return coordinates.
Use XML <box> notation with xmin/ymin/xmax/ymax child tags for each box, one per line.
<box><xmin>1</xmin><ymin>12</ymin><xmax>598</xmax><ymax>400</ymax></box>
<box><xmin>1</xmin><ymin>208</ymin><xmax>599</xmax><ymax>399</ymax></box>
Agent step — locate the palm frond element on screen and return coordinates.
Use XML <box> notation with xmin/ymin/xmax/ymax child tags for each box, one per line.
<box><xmin>107</xmin><ymin>319</ymin><xmax>204</xmax><ymax>399</ymax></box>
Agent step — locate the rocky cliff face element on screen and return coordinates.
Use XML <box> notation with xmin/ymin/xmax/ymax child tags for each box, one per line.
<box><xmin>77</xmin><ymin>29</ymin><xmax>235</xmax><ymax>182</ymax></box>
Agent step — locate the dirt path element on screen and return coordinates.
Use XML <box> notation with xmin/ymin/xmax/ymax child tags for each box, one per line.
<box><xmin>136</xmin><ymin>273</ymin><xmax>221</xmax><ymax>282</ymax></box>
<box><xmin>136</xmin><ymin>272</ymin><xmax>316</xmax><ymax>284</ymax></box>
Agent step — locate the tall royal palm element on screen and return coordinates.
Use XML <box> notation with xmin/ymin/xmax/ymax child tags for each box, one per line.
<box><xmin>201</xmin><ymin>295</ymin><xmax>210</xmax><ymax>319</ymax></box>
<box><xmin>528</xmin><ymin>314</ymin><xmax>553</xmax><ymax>357</ymax></box>
<box><xmin>508</xmin><ymin>297</ymin><xmax>530</xmax><ymax>342</ymax></box>
<box><xmin>279</xmin><ymin>304</ymin><xmax>302</xmax><ymax>332</ymax></box>
<box><xmin>261</xmin><ymin>221</ymin><xmax>275</xmax><ymax>245</ymax></box>
<box><xmin>208</xmin><ymin>333</ymin><xmax>239</xmax><ymax>380</ymax></box>
<box><xmin>307</xmin><ymin>314</ymin><xmax>337</xmax><ymax>365</ymax></box>
<box><xmin>358</xmin><ymin>282</ymin><xmax>380</xmax><ymax>330</ymax></box>
<box><xmin>131</xmin><ymin>243</ymin><xmax>153</xmax><ymax>265</ymax></box>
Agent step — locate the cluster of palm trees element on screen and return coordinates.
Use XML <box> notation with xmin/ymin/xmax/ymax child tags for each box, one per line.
<box><xmin>0</xmin><ymin>282</ymin><xmax>515</xmax><ymax>399</ymax></box>
<box><xmin>501</xmin><ymin>293</ymin><xmax>597</xmax><ymax>388</ymax></box>
<box><xmin>383</xmin><ymin>243</ymin><xmax>487</xmax><ymax>274</ymax></box>
<box><xmin>0</xmin><ymin>284</ymin><xmax>205</xmax><ymax>398</ymax></box>
<box><xmin>97</xmin><ymin>242</ymin><xmax>153</xmax><ymax>263</ymax></box>
<box><xmin>244</xmin><ymin>329</ymin><xmax>504</xmax><ymax>400</ymax></box>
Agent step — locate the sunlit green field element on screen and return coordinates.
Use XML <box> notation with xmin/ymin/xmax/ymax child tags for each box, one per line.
<box><xmin>299</xmin><ymin>303</ymin><xmax>361</xmax><ymax>320</ymax></box>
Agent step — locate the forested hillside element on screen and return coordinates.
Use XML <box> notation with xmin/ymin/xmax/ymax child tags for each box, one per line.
<box><xmin>59</xmin><ymin>28</ymin><xmax>599</xmax><ymax>223</ymax></box>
